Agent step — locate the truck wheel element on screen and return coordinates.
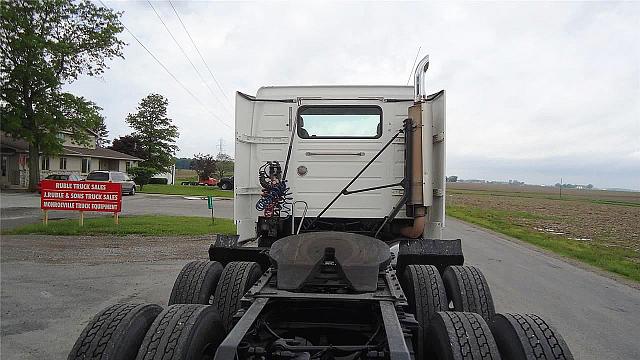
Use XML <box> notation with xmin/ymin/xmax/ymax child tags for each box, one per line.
<box><xmin>220</xmin><ymin>182</ymin><xmax>231</xmax><ymax>190</ymax></box>
<box><xmin>428</xmin><ymin>311</ymin><xmax>502</xmax><ymax>360</ymax></box>
<box><xmin>490</xmin><ymin>313</ymin><xmax>574</xmax><ymax>360</ymax></box>
<box><xmin>68</xmin><ymin>303</ymin><xmax>162</xmax><ymax>360</ymax></box>
<box><xmin>401</xmin><ymin>265</ymin><xmax>448</xmax><ymax>359</ymax></box>
<box><xmin>169</xmin><ymin>261</ymin><xmax>224</xmax><ymax>305</ymax></box>
<box><xmin>442</xmin><ymin>265</ymin><xmax>495</xmax><ymax>322</ymax></box>
<box><xmin>136</xmin><ymin>304</ymin><xmax>225</xmax><ymax>360</ymax></box>
<box><xmin>213</xmin><ymin>261</ymin><xmax>262</xmax><ymax>332</ymax></box>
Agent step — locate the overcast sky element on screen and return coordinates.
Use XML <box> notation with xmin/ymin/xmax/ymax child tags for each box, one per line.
<box><xmin>67</xmin><ymin>1</ymin><xmax>639</xmax><ymax>189</ymax></box>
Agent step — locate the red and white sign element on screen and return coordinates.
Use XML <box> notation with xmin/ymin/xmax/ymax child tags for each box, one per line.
<box><xmin>40</xmin><ymin>180</ymin><xmax>122</xmax><ymax>213</ymax></box>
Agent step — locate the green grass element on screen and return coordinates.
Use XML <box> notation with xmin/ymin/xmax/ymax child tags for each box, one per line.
<box><xmin>3</xmin><ymin>215</ymin><xmax>236</xmax><ymax>236</ymax></box>
<box><xmin>139</xmin><ymin>184</ymin><xmax>233</xmax><ymax>197</ymax></box>
<box><xmin>447</xmin><ymin>204</ymin><xmax>640</xmax><ymax>282</ymax></box>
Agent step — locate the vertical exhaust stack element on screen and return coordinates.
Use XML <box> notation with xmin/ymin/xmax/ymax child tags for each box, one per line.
<box><xmin>414</xmin><ymin>55</ymin><xmax>430</xmax><ymax>102</ymax></box>
<box><xmin>401</xmin><ymin>55</ymin><xmax>430</xmax><ymax>239</ymax></box>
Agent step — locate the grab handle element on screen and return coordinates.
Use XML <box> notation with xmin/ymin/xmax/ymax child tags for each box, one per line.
<box><xmin>291</xmin><ymin>200</ymin><xmax>309</xmax><ymax>235</ymax></box>
<box><xmin>305</xmin><ymin>152</ymin><xmax>365</xmax><ymax>156</ymax></box>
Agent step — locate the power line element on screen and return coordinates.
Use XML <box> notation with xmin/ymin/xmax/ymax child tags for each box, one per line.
<box><xmin>146</xmin><ymin>1</ymin><xmax>230</xmax><ymax>115</ymax></box>
<box><xmin>406</xmin><ymin>45</ymin><xmax>422</xmax><ymax>85</ymax></box>
<box><xmin>168</xmin><ymin>0</ymin><xmax>232</xmax><ymax>109</ymax></box>
<box><xmin>97</xmin><ymin>0</ymin><xmax>232</xmax><ymax>130</ymax></box>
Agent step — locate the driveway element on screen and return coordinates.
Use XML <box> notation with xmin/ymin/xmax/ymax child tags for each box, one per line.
<box><xmin>0</xmin><ymin>191</ymin><xmax>233</xmax><ymax>229</ymax></box>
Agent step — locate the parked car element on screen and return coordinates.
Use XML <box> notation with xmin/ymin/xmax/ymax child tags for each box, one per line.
<box><xmin>86</xmin><ymin>170</ymin><xmax>137</xmax><ymax>195</ymax></box>
<box><xmin>217</xmin><ymin>176</ymin><xmax>233</xmax><ymax>190</ymax></box>
<box><xmin>180</xmin><ymin>177</ymin><xmax>219</xmax><ymax>186</ymax></box>
<box><xmin>37</xmin><ymin>173</ymin><xmax>82</xmax><ymax>193</ymax></box>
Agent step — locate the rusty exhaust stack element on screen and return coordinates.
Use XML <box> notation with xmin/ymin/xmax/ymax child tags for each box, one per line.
<box><xmin>401</xmin><ymin>55</ymin><xmax>430</xmax><ymax>238</ymax></box>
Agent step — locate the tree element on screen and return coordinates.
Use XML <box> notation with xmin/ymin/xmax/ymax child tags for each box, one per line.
<box><xmin>109</xmin><ymin>135</ymin><xmax>145</xmax><ymax>159</ymax></box>
<box><xmin>126</xmin><ymin>93</ymin><xmax>179</xmax><ymax>172</ymax></box>
<box><xmin>215</xmin><ymin>152</ymin><xmax>234</xmax><ymax>178</ymax></box>
<box><xmin>128</xmin><ymin>166</ymin><xmax>155</xmax><ymax>190</ymax></box>
<box><xmin>1</xmin><ymin>0</ymin><xmax>125</xmax><ymax>191</ymax></box>
<box><xmin>175</xmin><ymin>157</ymin><xmax>192</xmax><ymax>169</ymax></box>
<box><xmin>93</xmin><ymin>116</ymin><xmax>109</xmax><ymax>147</ymax></box>
<box><xmin>446</xmin><ymin>176</ymin><xmax>458</xmax><ymax>183</ymax></box>
<box><xmin>190</xmin><ymin>153</ymin><xmax>216</xmax><ymax>180</ymax></box>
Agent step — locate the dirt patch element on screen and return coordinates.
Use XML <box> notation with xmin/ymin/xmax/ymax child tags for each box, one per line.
<box><xmin>447</xmin><ymin>184</ymin><xmax>640</xmax><ymax>252</ymax></box>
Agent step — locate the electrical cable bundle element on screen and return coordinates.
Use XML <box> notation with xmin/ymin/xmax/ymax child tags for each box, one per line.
<box><xmin>256</xmin><ymin>162</ymin><xmax>292</xmax><ymax>217</ymax></box>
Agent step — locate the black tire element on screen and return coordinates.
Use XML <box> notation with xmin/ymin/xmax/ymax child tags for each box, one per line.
<box><xmin>442</xmin><ymin>265</ymin><xmax>495</xmax><ymax>322</ymax></box>
<box><xmin>220</xmin><ymin>182</ymin><xmax>231</xmax><ymax>190</ymax></box>
<box><xmin>130</xmin><ymin>186</ymin><xmax>136</xmax><ymax>196</ymax></box>
<box><xmin>169</xmin><ymin>261</ymin><xmax>224</xmax><ymax>305</ymax></box>
<box><xmin>490</xmin><ymin>313</ymin><xmax>574</xmax><ymax>360</ymax></box>
<box><xmin>213</xmin><ymin>261</ymin><xmax>262</xmax><ymax>332</ymax></box>
<box><xmin>136</xmin><ymin>304</ymin><xmax>225</xmax><ymax>360</ymax></box>
<box><xmin>68</xmin><ymin>303</ymin><xmax>162</xmax><ymax>360</ymax></box>
<box><xmin>401</xmin><ymin>265</ymin><xmax>448</xmax><ymax>359</ymax></box>
<box><xmin>428</xmin><ymin>311</ymin><xmax>502</xmax><ymax>360</ymax></box>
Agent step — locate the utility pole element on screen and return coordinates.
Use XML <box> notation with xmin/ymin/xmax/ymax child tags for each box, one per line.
<box><xmin>217</xmin><ymin>138</ymin><xmax>225</xmax><ymax>155</ymax></box>
<box><xmin>560</xmin><ymin>177</ymin><xmax>562</xmax><ymax>199</ymax></box>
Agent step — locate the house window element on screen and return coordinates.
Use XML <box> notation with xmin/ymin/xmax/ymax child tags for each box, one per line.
<box><xmin>126</xmin><ymin>161</ymin><xmax>131</xmax><ymax>172</ymax></box>
<box><xmin>56</xmin><ymin>133</ymin><xmax>65</xmax><ymax>141</ymax></box>
<box><xmin>82</xmin><ymin>158</ymin><xmax>91</xmax><ymax>173</ymax></box>
<box><xmin>59</xmin><ymin>157</ymin><xmax>67</xmax><ymax>170</ymax></box>
<box><xmin>41</xmin><ymin>156</ymin><xmax>50</xmax><ymax>170</ymax></box>
<box><xmin>1</xmin><ymin>155</ymin><xmax>7</xmax><ymax>177</ymax></box>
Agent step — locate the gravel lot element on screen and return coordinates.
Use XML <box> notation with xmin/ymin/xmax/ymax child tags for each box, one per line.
<box><xmin>1</xmin><ymin>234</ymin><xmax>215</xmax><ymax>359</ymax></box>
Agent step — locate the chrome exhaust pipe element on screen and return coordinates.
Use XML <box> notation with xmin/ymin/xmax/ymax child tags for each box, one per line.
<box><xmin>413</xmin><ymin>55</ymin><xmax>430</xmax><ymax>102</ymax></box>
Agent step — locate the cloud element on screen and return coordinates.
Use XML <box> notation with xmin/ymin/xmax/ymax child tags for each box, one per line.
<box><xmin>66</xmin><ymin>1</ymin><xmax>639</xmax><ymax>189</ymax></box>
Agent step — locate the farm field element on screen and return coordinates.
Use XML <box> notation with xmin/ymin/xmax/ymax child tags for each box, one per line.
<box><xmin>446</xmin><ymin>183</ymin><xmax>640</xmax><ymax>281</ymax></box>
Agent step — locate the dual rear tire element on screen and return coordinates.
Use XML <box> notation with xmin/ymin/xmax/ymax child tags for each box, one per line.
<box><xmin>69</xmin><ymin>261</ymin><xmax>262</xmax><ymax>360</ymax></box>
<box><xmin>402</xmin><ymin>264</ymin><xmax>573</xmax><ymax>360</ymax></box>
<box><xmin>402</xmin><ymin>265</ymin><xmax>501</xmax><ymax>359</ymax></box>
<box><xmin>136</xmin><ymin>304</ymin><xmax>225</xmax><ymax>360</ymax></box>
<box><xmin>491</xmin><ymin>313</ymin><xmax>574</xmax><ymax>360</ymax></box>
<box><xmin>170</xmin><ymin>260</ymin><xmax>262</xmax><ymax>332</ymax></box>
<box><xmin>168</xmin><ymin>260</ymin><xmax>223</xmax><ymax>305</ymax></box>
<box><xmin>68</xmin><ymin>303</ymin><xmax>162</xmax><ymax>360</ymax></box>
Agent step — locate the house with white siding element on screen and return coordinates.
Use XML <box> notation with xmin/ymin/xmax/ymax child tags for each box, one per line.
<box><xmin>1</xmin><ymin>130</ymin><xmax>142</xmax><ymax>188</ymax></box>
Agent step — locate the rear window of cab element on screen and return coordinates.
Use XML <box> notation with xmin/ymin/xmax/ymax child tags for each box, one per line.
<box><xmin>297</xmin><ymin>106</ymin><xmax>382</xmax><ymax>139</ymax></box>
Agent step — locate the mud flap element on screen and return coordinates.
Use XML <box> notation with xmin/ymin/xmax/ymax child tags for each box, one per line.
<box><xmin>395</xmin><ymin>238</ymin><xmax>463</xmax><ymax>277</ymax></box>
<box><xmin>208</xmin><ymin>234</ymin><xmax>272</xmax><ymax>271</ymax></box>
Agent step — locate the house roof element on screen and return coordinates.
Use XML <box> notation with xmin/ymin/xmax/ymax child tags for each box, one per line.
<box><xmin>63</xmin><ymin>146</ymin><xmax>143</xmax><ymax>161</ymax></box>
<box><xmin>0</xmin><ymin>133</ymin><xmax>30</xmax><ymax>151</ymax></box>
<box><xmin>1</xmin><ymin>132</ymin><xmax>142</xmax><ymax>161</ymax></box>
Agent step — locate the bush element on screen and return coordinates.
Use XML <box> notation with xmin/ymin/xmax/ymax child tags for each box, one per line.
<box><xmin>128</xmin><ymin>166</ymin><xmax>156</xmax><ymax>190</ymax></box>
<box><xmin>149</xmin><ymin>177</ymin><xmax>169</xmax><ymax>185</ymax></box>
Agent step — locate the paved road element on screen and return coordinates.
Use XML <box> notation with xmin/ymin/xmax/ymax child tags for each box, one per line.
<box><xmin>445</xmin><ymin>218</ymin><xmax>640</xmax><ymax>360</ymax></box>
<box><xmin>0</xmin><ymin>191</ymin><xmax>234</xmax><ymax>229</ymax></box>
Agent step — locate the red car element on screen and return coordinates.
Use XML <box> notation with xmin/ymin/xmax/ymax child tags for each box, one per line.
<box><xmin>180</xmin><ymin>177</ymin><xmax>219</xmax><ymax>186</ymax></box>
<box><xmin>37</xmin><ymin>173</ymin><xmax>82</xmax><ymax>193</ymax></box>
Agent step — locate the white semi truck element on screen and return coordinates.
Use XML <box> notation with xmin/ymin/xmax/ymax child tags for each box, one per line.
<box><xmin>69</xmin><ymin>56</ymin><xmax>574</xmax><ymax>360</ymax></box>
